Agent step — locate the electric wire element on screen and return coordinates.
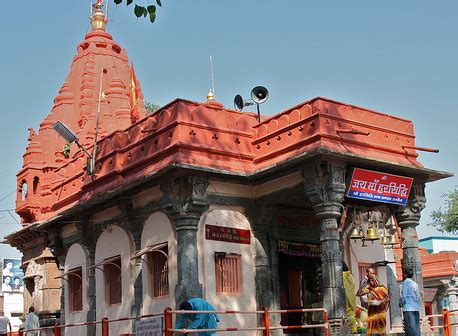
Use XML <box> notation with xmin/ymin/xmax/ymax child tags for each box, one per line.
<box><xmin>0</xmin><ymin>189</ymin><xmax>15</xmax><ymax>202</ymax></box>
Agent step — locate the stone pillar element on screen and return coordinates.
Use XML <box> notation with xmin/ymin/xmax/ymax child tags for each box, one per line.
<box><xmin>394</xmin><ymin>181</ymin><xmax>426</xmax><ymax>312</ymax></box>
<box><xmin>445</xmin><ymin>278</ymin><xmax>458</xmax><ymax>311</ymax></box>
<box><xmin>49</xmin><ymin>229</ymin><xmax>67</xmax><ymax>328</ymax></box>
<box><xmin>442</xmin><ymin>277</ymin><xmax>458</xmax><ymax>336</ymax></box>
<box><xmin>131</xmin><ymin>228</ymin><xmax>143</xmax><ymax>318</ymax></box>
<box><xmin>304</xmin><ymin>161</ymin><xmax>347</xmax><ymax>335</ymax></box>
<box><xmin>161</xmin><ymin>175</ymin><xmax>209</xmax><ymax>305</ymax></box>
<box><xmin>246</xmin><ymin>203</ymin><xmax>275</xmax><ymax>310</ymax></box>
<box><xmin>174</xmin><ymin>212</ymin><xmax>203</xmax><ymax>302</ymax></box>
<box><xmin>86</xmin><ymin>243</ymin><xmax>97</xmax><ymax>336</ymax></box>
<box><xmin>385</xmin><ymin>247</ymin><xmax>403</xmax><ymax>334</ymax></box>
<box><xmin>56</xmin><ymin>255</ymin><xmax>66</xmax><ymax>326</ymax></box>
<box><xmin>246</xmin><ymin>204</ymin><xmax>279</xmax><ymax>333</ymax></box>
<box><xmin>254</xmin><ymin>232</ymin><xmax>273</xmax><ymax>308</ymax></box>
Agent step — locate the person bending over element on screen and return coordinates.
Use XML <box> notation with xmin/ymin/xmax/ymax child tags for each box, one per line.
<box><xmin>175</xmin><ymin>298</ymin><xmax>220</xmax><ymax>336</ymax></box>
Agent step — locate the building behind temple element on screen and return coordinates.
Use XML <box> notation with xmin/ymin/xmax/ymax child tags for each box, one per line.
<box><xmin>5</xmin><ymin>1</ymin><xmax>454</xmax><ymax>335</ymax></box>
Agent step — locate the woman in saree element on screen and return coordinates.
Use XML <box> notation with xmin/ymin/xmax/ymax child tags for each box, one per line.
<box><xmin>359</xmin><ymin>274</ymin><xmax>390</xmax><ymax>335</ymax></box>
<box><xmin>342</xmin><ymin>262</ymin><xmax>358</xmax><ymax>333</ymax></box>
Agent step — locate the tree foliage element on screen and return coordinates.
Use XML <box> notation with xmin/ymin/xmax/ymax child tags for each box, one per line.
<box><xmin>62</xmin><ymin>143</ymin><xmax>71</xmax><ymax>159</ymax></box>
<box><xmin>429</xmin><ymin>188</ymin><xmax>458</xmax><ymax>234</ymax></box>
<box><xmin>145</xmin><ymin>102</ymin><xmax>160</xmax><ymax>115</ymax></box>
<box><xmin>112</xmin><ymin>0</ymin><xmax>163</xmax><ymax>23</ymax></box>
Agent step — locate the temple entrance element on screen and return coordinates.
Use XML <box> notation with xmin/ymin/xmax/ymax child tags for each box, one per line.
<box><xmin>278</xmin><ymin>244</ymin><xmax>321</xmax><ymax>335</ymax></box>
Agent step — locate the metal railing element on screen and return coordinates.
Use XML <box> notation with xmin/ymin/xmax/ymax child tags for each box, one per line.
<box><xmin>16</xmin><ymin>306</ymin><xmax>329</xmax><ymax>336</ymax></box>
<box><xmin>423</xmin><ymin>308</ymin><xmax>458</xmax><ymax>336</ymax></box>
<box><xmin>14</xmin><ymin>306</ymin><xmax>458</xmax><ymax>336</ymax></box>
<box><xmin>165</xmin><ymin>307</ymin><xmax>329</xmax><ymax>336</ymax></box>
<box><xmin>442</xmin><ymin>308</ymin><xmax>458</xmax><ymax>336</ymax></box>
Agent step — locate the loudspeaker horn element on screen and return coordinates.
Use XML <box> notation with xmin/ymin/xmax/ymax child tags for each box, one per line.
<box><xmin>251</xmin><ymin>86</ymin><xmax>269</xmax><ymax>104</ymax></box>
<box><xmin>234</xmin><ymin>94</ymin><xmax>253</xmax><ymax>111</ymax></box>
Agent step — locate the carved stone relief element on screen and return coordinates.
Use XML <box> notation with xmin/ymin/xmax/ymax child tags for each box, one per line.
<box><xmin>303</xmin><ymin>161</ymin><xmax>346</xmax><ymax>206</ymax></box>
<box><xmin>24</xmin><ymin>259</ymin><xmax>41</xmax><ymax>279</ymax></box>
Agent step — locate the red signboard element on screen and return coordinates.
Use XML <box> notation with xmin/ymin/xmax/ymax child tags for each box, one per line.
<box><xmin>347</xmin><ymin>168</ymin><xmax>413</xmax><ymax>205</ymax></box>
<box><xmin>205</xmin><ymin>225</ymin><xmax>251</xmax><ymax>245</ymax></box>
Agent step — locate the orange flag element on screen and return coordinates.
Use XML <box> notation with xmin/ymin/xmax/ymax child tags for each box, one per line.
<box><xmin>129</xmin><ymin>64</ymin><xmax>140</xmax><ymax>124</ymax></box>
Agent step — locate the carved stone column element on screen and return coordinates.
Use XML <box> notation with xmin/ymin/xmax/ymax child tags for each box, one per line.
<box><xmin>395</xmin><ymin>181</ymin><xmax>426</xmax><ymax>312</ymax></box>
<box><xmin>48</xmin><ymin>229</ymin><xmax>67</xmax><ymax>326</ymax></box>
<box><xmin>174</xmin><ymin>212</ymin><xmax>204</xmax><ymax>302</ymax></box>
<box><xmin>442</xmin><ymin>277</ymin><xmax>458</xmax><ymax>336</ymax></box>
<box><xmin>130</xmin><ymin>227</ymin><xmax>143</xmax><ymax>318</ymax></box>
<box><xmin>443</xmin><ymin>277</ymin><xmax>458</xmax><ymax>311</ymax></box>
<box><xmin>85</xmin><ymin>243</ymin><xmax>97</xmax><ymax>336</ymax></box>
<box><xmin>246</xmin><ymin>203</ymin><xmax>275</xmax><ymax>310</ymax></box>
<box><xmin>385</xmin><ymin>248</ymin><xmax>404</xmax><ymax>334</ymax></box>
<box><xmin>161</xmin><ymin>175</ymin><xmax>210</xmax><ymax>305</ymax></box>
<box><xmin>56</xmin><ymin>254</ymin><xmax>66</xmax><ymax>326</ymax></box>
<box><xmin>304</xmin><ymin>161</ymin><xmax>347</xmax><ymax>335</ymax></box>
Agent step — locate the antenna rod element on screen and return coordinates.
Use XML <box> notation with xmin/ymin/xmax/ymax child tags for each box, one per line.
<box><xmin>105</xmin><ymin>0</ymin><xmax>109</xmax><ymax>22</ymax></box>
<box><xmin>210</xmin><ymin>55</ymin><xmax>215</xmax><ymax>96</ymax></box>
<box><xmin>92</xmin><ymin>67</ymin><xmax>105</xmax><ymax>177</ymax></box>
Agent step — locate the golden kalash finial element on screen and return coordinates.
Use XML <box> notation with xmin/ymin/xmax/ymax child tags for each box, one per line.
<box><xmin>91</xmin><ymin>0</ymin><xmax>107</xmax><ymax>30</ymax></box>
<box><xmin>207</xmin><ymin>89</ymin><xmax>215</xmax><ymax>102</ymax></box>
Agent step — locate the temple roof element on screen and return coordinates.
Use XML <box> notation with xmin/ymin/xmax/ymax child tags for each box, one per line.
<box><xmin>16</xmin><ymin>94</ymin><xmax>452</xmax><ymax>225</ymax></box>
<box><xmin>395</xmin><ymin>247</ymin><xmax>458</xmax><ymax>281</ymax></box>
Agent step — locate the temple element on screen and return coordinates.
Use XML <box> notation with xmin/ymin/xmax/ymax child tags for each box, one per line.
<box><xmin>5</xmin><ymin>1</ymin><xmax>455</xmax><ymax>335</ymax></box>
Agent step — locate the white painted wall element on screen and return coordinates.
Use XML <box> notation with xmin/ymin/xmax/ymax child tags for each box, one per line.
<box><xmin>3</xmin><ymin>292</ymin><xmax>23</xmax><ymax>332</ymax></box>
<box><xmin>95</xmin><ymin>225</ymin><xmax>134</xmax><ymax>336</ymax></box>
<box><xmin>199</xmin><ymin>205</ymin><xmax>256</xmax><ymax>336</ymax></box>
<box><xmin>346</xmin><ymin>236</ymin><xmax>386</xmax><ymax>283</ymax></box>
<box><xmin>141</xmin><ymin>211</ymin><xmax>177</xmax><ymax>314</ymax></box>
<box><xmin>64</xmin><ymin>243</ymin><xmax>88</xmax><ymax>336</ymax></box>
<box><xmin>432</xmin><ymin>239</ymin><xmax>458</xmax><ymax>253</ymax></box>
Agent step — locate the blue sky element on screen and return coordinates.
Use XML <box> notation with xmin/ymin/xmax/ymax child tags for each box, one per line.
<box><xmin>0</xmin><ymin>1</ymin><xmax>456</xmax><ymax>257</ymax></box>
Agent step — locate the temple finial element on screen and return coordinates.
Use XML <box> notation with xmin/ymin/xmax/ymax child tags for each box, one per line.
<box><xmin>207</xmin><ymin>89</ymin><xmax>215</xmax><ymax>102</ymax></box>
<box><xmin>91</xmin><ymin>0</ymin><xmax>107</xmax><ymax>31</ymax></box>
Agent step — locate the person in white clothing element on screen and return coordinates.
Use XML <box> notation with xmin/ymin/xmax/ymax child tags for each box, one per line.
<box><xmin>24</xmin><ymin>306</ymin><xmax>40</xmax><ymax>336</ymax></box>
<box><xmin>0</xmin><ymin>311</ymin><xmax>11</xmax><ymax>336</ymax></box>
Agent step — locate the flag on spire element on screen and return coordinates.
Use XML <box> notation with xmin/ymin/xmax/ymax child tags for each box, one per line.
<box><xmin>129</xmin><ymin>64</ymin><xmax>140</xmax><ymax>124</ymax></box>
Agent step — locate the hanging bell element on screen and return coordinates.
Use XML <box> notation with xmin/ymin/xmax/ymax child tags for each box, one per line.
<box><xmin>349</xmin><ymin>227</ymin><xmax>362</xmax><ymax>240</ymax></box>
<box><xmin>385</xmin><ymin>234</ymin><xmax>398</xmax><ymax>245</ymax></box>
<box><xmin>381</xmin><ymin>235</ymin><xmax>389</xmax><ymax>245</ymax></box>
<box><xmin>366</xmin><ymin>227</ymin><xmax>380</xmax><ymax>241</ymax></box>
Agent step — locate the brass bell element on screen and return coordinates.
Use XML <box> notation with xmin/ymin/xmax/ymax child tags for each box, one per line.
<box><xmin>366</xmin><ymin>227</ymin><xmax>380</xmax><ymax>241</ymax></box>
<box><xmin>385</xmin><ymin>234</ymin><xmax>398</xmax><ymax>245</ymax></box>
<box><xmin>349</xmin><ymin>227</ymin><xmax>362</xmax><ymax>240</ymax></box>
<box><xmin>381</xmin><ymin>235</ymin><xmax>389</xmax><ymax>245</ymax></box>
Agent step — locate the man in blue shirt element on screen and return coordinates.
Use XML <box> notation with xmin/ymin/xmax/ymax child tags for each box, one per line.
<box><xmin>400</xmin><ymin>268</ymin><xmax>421</xmax><ymax>336</ymax></box>
<box><xmin>175</xmin><ymin>298</ymin><xmax>220</xmax><ymax>336</ymax></box>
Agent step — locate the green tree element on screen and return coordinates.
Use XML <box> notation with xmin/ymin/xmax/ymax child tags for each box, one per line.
<box><xmin>429</xmin><ymin>188</ymin><xmax>458</xmax><ymax>234</ymax></box>
<box><xmin>112</xmin><ymin>0</ymin><xmax>164</xmax><ymax>23</ymax></box>
<box><xmin>145</xmin><ymin>102</ymin><xmax>160</xmax><ymax>115</ymax></box>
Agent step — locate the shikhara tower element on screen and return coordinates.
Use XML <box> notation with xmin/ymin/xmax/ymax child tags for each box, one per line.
<box><xmin>16</xmin><ymin>0</ymin><xmax>146</xmax><ymax>224</ymax></box>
